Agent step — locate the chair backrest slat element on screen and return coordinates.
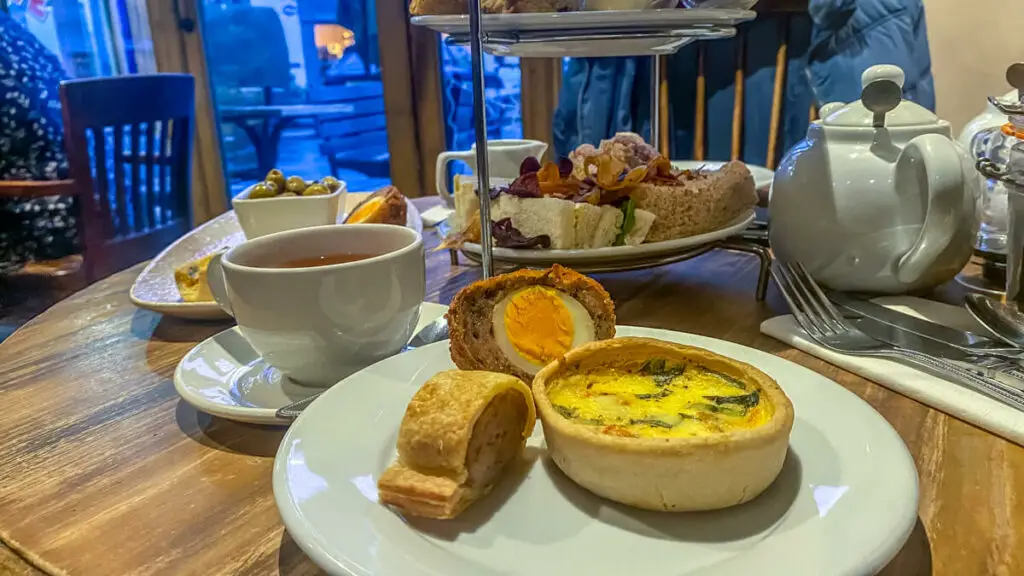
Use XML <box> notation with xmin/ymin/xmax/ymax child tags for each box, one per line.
<box><xmin>112</xmin><ymin>124</ymin><xmax>128</xmax><ymax>237</ymax></box>
<box><xmin>730</xmin><ymin>30</ymin><xmax>747</xmax><ymax>161</ymax></box>
<box><xmin>766</xmin><ymin>14</ymin><xmax>790</xmax><ymax>170</ymax></box>
<box><xmin>61</xmin><ymin>74</ymin><xmax>195</xmax><ymax>281</ymax></box>
<box><xmin>693</xmin><ymin>44</ymin><xmax>707</xmax><ymax>162</ymax></box>
<box><xmin>130</xmin><ymin>122</ymin><xmax>144</xmax><ymax>231</ymax></box>
<box><xmin>169</xmin><ymin>116</ymin><xmax>194</xmax><ymax>222</ymax></box>
<box><xmin>144</xmin><ymin>121</ymin><xmax>157</xmax><ymax>229</ymax></box>
<box><xmin>689</xmin><ymin>6</ymin><xmax>803</xmax><ymax>168</ymax></box>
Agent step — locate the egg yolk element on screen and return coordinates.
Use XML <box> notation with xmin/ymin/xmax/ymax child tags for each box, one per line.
<box><xmin>348</xmin><ymin>196</ymin><xmax>384</xmax><ymax>223</ymax></box>
<box><xmin>503</xmin><ymin>286</ymin><xmax>574</xmax><ymax>365</ymax></box>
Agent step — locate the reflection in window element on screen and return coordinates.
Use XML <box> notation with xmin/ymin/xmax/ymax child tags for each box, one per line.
<box><xmin>204</xmin><ymin>0</ymin><xmax>391</xmax><ymax>195</ymax></box>
<box><xmin>440</xmin><ymin>41</ymin><xmax>523</xmax><ymax>151</ymax></box>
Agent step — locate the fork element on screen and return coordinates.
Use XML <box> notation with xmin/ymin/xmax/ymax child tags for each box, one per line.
<box><xmin>772</xmin><ymin>261</ymin><xmax>1024</xmax><ymax>412</ymax></box>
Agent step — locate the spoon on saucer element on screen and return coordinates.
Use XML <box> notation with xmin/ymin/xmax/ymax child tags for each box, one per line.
<box><xmin>965</xmin><ymin>293</ymin><xmax>1024</xmax><ymax>348</ymax></box>
<box><xmin>274</xmin><ymin>317</ymin><xmax>451</xmax><ymax>420</ymax></box>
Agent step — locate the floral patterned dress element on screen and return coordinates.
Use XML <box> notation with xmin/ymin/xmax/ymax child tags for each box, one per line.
<box><xmin>0</xmin><ymin>13</ymin><xmax>78</xmax><ymax>273</ymax></box>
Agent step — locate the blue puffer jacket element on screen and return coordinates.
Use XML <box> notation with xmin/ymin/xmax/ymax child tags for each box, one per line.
<box><xmin>552</xmin><ymin>0</ymin><xmax>935</xmax><ymax>165</ymax></box>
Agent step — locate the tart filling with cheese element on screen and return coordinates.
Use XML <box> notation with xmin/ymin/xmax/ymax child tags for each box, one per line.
<box><xmin>533</xmin><ymin>337</ymin><xmax>794</xmax><ymax>512</ymax></box>
<box><xmin>547</xmin><ymin>358</ymin><xmax>772</xmax><ymax>439</ymax></box>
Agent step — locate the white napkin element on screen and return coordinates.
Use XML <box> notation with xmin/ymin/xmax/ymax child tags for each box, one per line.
<box><xmin>415</xmin><ymin>302</ymin><xmax>449</xmax><ymax>335</ymax></box>
<box><xmin>420</xmin><ymin>205</ymin><xmax>454</xmax><ymax>228</ymax></box>
<box><xmin>760</xmin><ymin>296</ymin><xmax>1024</xmax><ymax>447</ymax></box>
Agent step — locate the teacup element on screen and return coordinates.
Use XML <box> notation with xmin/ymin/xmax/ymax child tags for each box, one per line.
<box><xmin>207</xmin><ymin>224</ymin><xmax>424</xmax><ymax>386</ymax></box>
<box><xmin>435</xmin><ymin>139</ymin><xmax>548</xmax><ymax>207</ymax></box>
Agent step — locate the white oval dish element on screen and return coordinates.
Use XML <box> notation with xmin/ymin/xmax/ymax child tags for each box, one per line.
<box><xmin>273</xmin><ymin>325</ymin><xmax>919</xmax><ymax>576</ymax></box>
<box><xmin>130</xmin><ymin>198</ymin><xmax>423</xmax><ymax>320</ymax></box>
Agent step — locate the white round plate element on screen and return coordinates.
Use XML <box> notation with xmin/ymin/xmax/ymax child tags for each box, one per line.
<box><xmin>411</xmin><ymin>8</ymin><xmax>755</xmax><ymax>34</ymax></box>
<box><xmin>671</xmin><ymin>160</ymin><xmax>775</xmax><ymax>190</ymax></box>
<box><xmin>130</xmin><ymin>198</ymin><xmax>423</xmax><ymax>320</ymax></box>
<box><xmin>174</xmin><ymin>303</ymin><xmax>450</xmax><ymax>425</ymax></box>
<box><xmin>274</xmin><ymin>326</ymin><xmax>919</xmax><ymax>576</ymax></box>
<box><xmin>460</xmin><ymin>209</ymin><xmax>754</xmax><ymax>265</ymax></box>
<box><xmin>486</xmin><ymin>30</ymin><xmax>731</xmax><ymax>58</ymax></box>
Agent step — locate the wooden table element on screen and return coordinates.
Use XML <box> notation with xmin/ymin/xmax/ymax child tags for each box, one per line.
<box><xmin>1</xmin><ymin>197</ymin><xmax>1022</xmax><ymax>575</ymax></box>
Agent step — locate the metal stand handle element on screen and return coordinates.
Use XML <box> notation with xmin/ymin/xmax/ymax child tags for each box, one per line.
<box><xmin>468</xmin><ymin>0</ymin><xmax>494</xmax><ymax>278</ymax></box>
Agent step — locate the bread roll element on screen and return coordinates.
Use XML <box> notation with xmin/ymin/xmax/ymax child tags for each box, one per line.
<box><xmin>631</xmin><ymin>161</ymin><xmax>756</xmax><ymax>242</ymax></box>
<box><xmin>377</xmin><ymin>370</ymin><xmax>536</xmax><ymax>519</ymax></box>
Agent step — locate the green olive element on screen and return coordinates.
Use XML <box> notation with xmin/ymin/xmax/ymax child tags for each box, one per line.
<box><xmin>302</xmin><ymin>183</ymin><xmax>330</xmax><ymax>196</ymax></box>
<box><xmin>279</xmin><ymin>192</ymin><xmax>298</xmax><ymax>197</ymax></box>
<box><xmin>265</xmin><ymin>169</ymin><xmax>286</xmax><ymax>191</ymax></box>
<box><xmin>285</xmin><ymin>175</ymin><xmax>307</xmax><ymax>194</ymax></box>
<box><xmin>320</xmin><ymin>176</ymin><xmax>343</xmax><ymax>192</ymax></box>
<box><xmin>248</xmin><ymin>181</ymin><xmax>277</xmax><ymax>199</ymax></box>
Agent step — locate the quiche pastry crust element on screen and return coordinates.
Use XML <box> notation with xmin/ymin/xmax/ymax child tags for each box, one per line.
<box><xmin>533</xmin><ymin>337</ymin><xmax>795</xmax><ymax>512</ymax></box>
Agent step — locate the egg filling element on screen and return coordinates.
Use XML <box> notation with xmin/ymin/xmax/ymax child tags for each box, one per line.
<box><xmin>547</xmin><ymin>358</ymin><xmax>772</xmax><ymax>438</ymax></box>
<box><xmin>491</xmin><ymin>286</ymin><xmax>596</xmax><ymax>376</ymax></box>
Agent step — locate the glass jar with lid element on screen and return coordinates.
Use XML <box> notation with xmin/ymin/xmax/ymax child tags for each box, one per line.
<box><xmin>977</xmin><ymin>63</ymin><xmax>1024</xmax><ymax>302</ymax></box>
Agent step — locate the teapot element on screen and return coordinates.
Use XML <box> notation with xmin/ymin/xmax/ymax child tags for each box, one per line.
<box><xmin>770</xmin><ymin>64</ymin><xmax>980</xmax><ymax>293</ymax></box>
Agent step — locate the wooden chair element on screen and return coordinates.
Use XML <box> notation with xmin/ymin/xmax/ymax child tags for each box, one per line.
<box><xmin>60</xmin><ymin>74</ymin><xmax>195</xmax><ymax>281</ymax></box>
<box><xmin>685</xmin><ymin>0</ymin><xmax>812</xmax><ymax>171</ymax></box>
<box><xmin>314</xmin><ymin>82</ymin><xmax>391</xmax><ymax>179</ymax></box>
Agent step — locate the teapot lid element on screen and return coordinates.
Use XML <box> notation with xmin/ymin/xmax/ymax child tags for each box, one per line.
<box><xmin>822</xmin><ymin>65</ymin><xmax>941</xmax><ymax>128</ymax></box>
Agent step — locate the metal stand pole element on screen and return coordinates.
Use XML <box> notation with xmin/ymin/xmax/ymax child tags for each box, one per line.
<box><xmin>468</xmin><ymin>0</ymin><xmax>494</xmax><ymax>278</ymax></box>
<box><xmin>650</xmin><ymin>55</ymin><xmax>661</xmax><ymax>151</ymax></box>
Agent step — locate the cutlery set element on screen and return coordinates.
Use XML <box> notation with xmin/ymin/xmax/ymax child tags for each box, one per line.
<box><xmin>773</xmin><ymin>261</ymin><xmax>1024</xmax><ymax>411</ymax></box>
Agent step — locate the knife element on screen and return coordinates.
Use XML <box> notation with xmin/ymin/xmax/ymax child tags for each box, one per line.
<box><xmin>843</xmin><ymin>313</ymin><xmax>1024</xmax><ymax>386</ymax></box>
<box><xmin>826</xmin><ymin>291</ymin><xmax>1022</xmax><ymax>355</ymax></box>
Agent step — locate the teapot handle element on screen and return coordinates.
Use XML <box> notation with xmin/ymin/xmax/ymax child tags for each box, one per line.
<box><xmin>895</xmin><ymin>134</ymin><xmax>966</xmax><ymax>285</ymax></box>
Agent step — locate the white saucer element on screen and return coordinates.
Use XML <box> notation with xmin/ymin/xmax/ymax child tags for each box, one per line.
<box><xmin>670</xmin><ymin>160</ymin><xmax>775</xmax><ymax>190</ymax></box>
<box><xmin>173</xmin><ymin>303</ymin><xmax>449</xmax><ymax>425</ymax></box>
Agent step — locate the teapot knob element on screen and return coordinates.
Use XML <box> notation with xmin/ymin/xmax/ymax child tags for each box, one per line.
<box><xmin>862</xmin><ymin>65</ymin><xmax>905</xmax><ymax>90</ymax></box>
<box><xmin>1006</xmin><ymin>62</ymin><xmax>1024</xmax><ymax>92</ymax></box>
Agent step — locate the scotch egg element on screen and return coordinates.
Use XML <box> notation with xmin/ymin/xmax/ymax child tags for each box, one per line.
<box><xmin>447</xmin><ymin>265</ymin><xmax>617</xmax><ymax>382</ymax></box>
<box><xmin>343</xmin><ymin>185</ymin><xmax>407</xmax><ymax>225</ymax></box>
<box><xmin>491</xmin><ymin>286</ymin><xmax>596</xmax><ymax>377</ymax></box>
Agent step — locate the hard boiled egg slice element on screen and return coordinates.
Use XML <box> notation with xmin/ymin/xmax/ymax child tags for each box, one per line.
<box><xmin>491</xmin><ymin>286</ymin><xmax>596</xmax><ymax>377</ymax></box>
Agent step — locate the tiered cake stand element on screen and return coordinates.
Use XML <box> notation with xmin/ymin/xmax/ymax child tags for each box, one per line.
<box><xmin>412</xmin><ymin>4</ymin><xmax>771</xmax><ymax>300</ymax></box>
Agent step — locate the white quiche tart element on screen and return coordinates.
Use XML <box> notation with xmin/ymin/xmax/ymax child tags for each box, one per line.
<box><xmin>533</xmin><ymin>337</ymin><xmax>794</xmax><ymax>512</ymax></box>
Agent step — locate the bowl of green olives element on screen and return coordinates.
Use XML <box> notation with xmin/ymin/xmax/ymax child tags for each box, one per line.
<box><xmin>233</xmin><ymin>169</ymin><xmax>347</xmax><ymax>239</ymax></box>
